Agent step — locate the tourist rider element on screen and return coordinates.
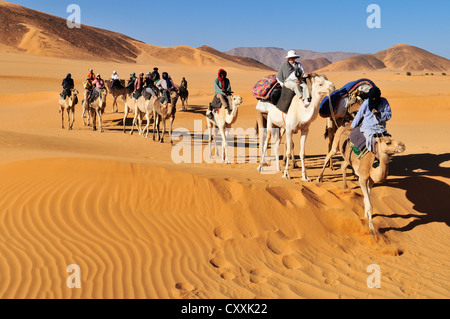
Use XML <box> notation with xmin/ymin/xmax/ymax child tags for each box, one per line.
<box><xmin>111</xmin><ymin>70</ymin><xmax>120</xmax><ymax>88</ymax></box>
<box><xmin>276</xmin><ymin>50</ymin><xmax>310</xmax><ymax>106</ymax></box>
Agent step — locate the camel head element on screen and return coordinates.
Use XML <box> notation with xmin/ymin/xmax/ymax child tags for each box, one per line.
<box><xmin>309</xmin><ymin>74</ymin><xmax>336</xmax><ymax>98</ymax></box>
<box><xmin>69</xmin><ymin>89</ymin><xmax>79</xmax><ymax>106</ymax></box>
<box><xmin>376</xmin><ymin>135</ymin><xmax>406</xmax><ymax>157</ymax></box>
<box><xmin>231</xmin><ymin>95</ymin><xmax>243</xmax><ymax>108</ymax></box>
<box><xmin>170</xmin><ymin>90</ymin><xmax>179</xmax><ymax>106</ymax></box>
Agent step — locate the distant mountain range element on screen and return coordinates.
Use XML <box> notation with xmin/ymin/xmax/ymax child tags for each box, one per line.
<box><xmin>317</xmin><ymin>44</ymin><xmax>450</xmax><ymax>72</ymax></box>
<box><xmin>225</xmin><ymin>47</ymin><xmax>361</xmax><ymax>71</ymax></box>
<box><xmin>225</xmin><ymin>45</ymin><xmax>450</xmax><ymax>72</ymax></box>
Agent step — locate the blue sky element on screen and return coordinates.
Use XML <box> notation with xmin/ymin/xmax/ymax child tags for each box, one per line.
<box><xmin>6</xmin><ymin>0</ymin><xmax>450</xmax><ymax>58</ymax></box>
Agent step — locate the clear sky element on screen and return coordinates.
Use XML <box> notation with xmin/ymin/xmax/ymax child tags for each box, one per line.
<box><xmin>5</xmin><ymin>0</ymin><xmax>450</xmax><ymax>58</ymax></box>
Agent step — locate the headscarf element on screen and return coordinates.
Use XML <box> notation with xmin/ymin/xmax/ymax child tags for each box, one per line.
<box><xmin>162</xmin><ymin>72</ymin><xmax>172</xmax><ymax>89</ymax></box>
<box><xmin>218</xmin><ymin>69</ymin><xmax>227</xmax><ymax>91</ymax></box>
<box><xmin>368</xmin><ymin>86</ymin><xmax>381</xmax><ymax>111</ymax></box>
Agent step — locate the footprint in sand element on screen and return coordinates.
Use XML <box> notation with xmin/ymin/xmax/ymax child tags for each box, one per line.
<box><xmin>249</xmin><ymin>268</ymin><xmax>269</xmax><ymax>284</ymax></box>
<box><xmin>209</xmin><ymin>256</ymin><xmax>231</xmax><ymax>269</ymax></box>
<box><xmin>214</xmin><ymin>226</ymin><xmax>233</xmax><ymax>241</ymax></box>
<box><xmin>266</xmin><ymin>230</ymin><xmax>291</xmax><ymax>255</ymax></box>
<box><xmin>282</xmin><ymin>255</ymin><xmax>302</xmax><ymax>270</ymax></box>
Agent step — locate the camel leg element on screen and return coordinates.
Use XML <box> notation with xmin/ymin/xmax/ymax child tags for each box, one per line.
<box><xmin>155</xmin><ymin>115</ymin><xmax>161</xmax><ymax>142</ymax></box>
<box><xmin>97</xmin><ymin>109</ymin><xmax>104</xmax><ymax>133</ymax></box>
<box><xmin>208</xmin><ymin>123</ymin><xmax>213</xmax><ymax>158</ymax></box>
<box><xmin>341</xmin><ymin>160</ymin><xmax>349</xmax><ymax>189</ymax></box>
<box><xmin>299</xmin><ymin>129</ymin><xmax>310</xmax><ymax>182</ymax></box>
<box><xmin>152</xmin><ymin>112</ymin><xmax>157</xmax><ymax>141</ymax></box>
<box><xmin>61</xmin><ymin>107</ymin><xmax>65</xmax><ymax>129</ymax></box>
<box><xmin>160</xmin><ymin>117</ymin><xmax>166</xmax><ymax>143</ymax></box>
<box><xmin>123</xmin><ymin>107</ymin><xmax>128</xmax><ymax>133</ymax></box>
<box><xmin>360</xmin><ymin>176</ymin><xmax>375</xmax><ymax>234</ymax></box>
<box><xmin>91</xmin><ymin>110</ymin><xmax>97</xmax><ymax>131</ymax></box>
<box><xmin>274</xmin><ymin>128</ymin><xmax>282</xmax><ymax>173</ymax></box>
<box><xmin>219</xmin><ymin>127</ymin><xmax>229</xmax><ymax>164</ymax></box>
<box><xmin>144</xmin><ymin>113</ymin><xmax>150</xmax><ymax>138</ymax></box>
<box><xmin>316</xmin><ymin>148</ymin><xmax>338</xmax><ymax>182</ymax></box>
<box><xmin>130</xmin><ymin>110</ymin><xmax>138</xmax><ymax>135</ymax></box>
<box><xmin>258</xmin><ymin>119</ymin><xmax>273</xmax><ymax>171</ymax></box>
<box><xmin>169</xmin><ymin>115</ymin><xmax>175</xmax><ymax>145</ymax></box>
<box><xmin>282</xmin><ymin>129</ymin><xmax>293</xmax><ymax>179</ymax></box>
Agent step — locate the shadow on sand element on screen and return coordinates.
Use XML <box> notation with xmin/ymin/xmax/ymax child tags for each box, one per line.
<box><xmin>377</xmin><ymin>153</ymin><xmax>450</xmax><ymax>233</ymax></box>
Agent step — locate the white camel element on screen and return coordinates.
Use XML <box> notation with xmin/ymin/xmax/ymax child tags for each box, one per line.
<box><xmin>131</xmin><ymin>95</ymin><xmax>156</xmax><ymax>137</ymax></box>
<box><xmin>83</xmin><ymin>87</ymin><xmax>108</xmax><ymax>132</ymax></box>
<box><xmin>206</xmin><ymin>95</ymin><xmax>243</xmax><ymax>164</ymax></box>
<box><xmin>258</xmin><ymin>74</ymin><xmax>335</xmax><ymax>180</ymax></box>
<box><xmin>58</xmin><ymin>89</ymin><xmax>79</xmax><ymax>130</ymax></box>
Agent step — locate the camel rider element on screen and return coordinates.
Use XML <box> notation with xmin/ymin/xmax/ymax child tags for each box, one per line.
<box><xmin>181</xmin><ymin>77</ymin><xmax>187</xmax><ymax>89</ymax></box>
<box><xmin>156</xmin><ymin>72</ymin><xmax>175</xmax><ymax>108</ymax></box>
<box><xmin>87</xmin><ymin>69</ymin><xmax>95</xmax><ymax>82</ymax></box>
<box><xmin>92</xmin><ymin>74</ymin><xmax>105</xmax><ymax>90</ymax></box>
<box><xmin>61</xmin><ymin>73</ymin><xmax>74</xmax><ymax>99</ymax></box>
<box><xmin>151</xmin><ymin>67</ymin><xmax>160</xmax><ymax>82</ymax></box>
<box><xmin>277</xmin><ymin>50</ymin><xmax>311</xmax><ymax>106</ymax></box>
<box><xmin>133</xmin><ymin>72</ymin><xmax>145</xmax><ymax>98</ymax></box>
<box><xmin>111</xmin><ymin>70</ymin><xmax>120</xmax><ymax>88</ymax></box>
<box><xmin>84</xmin><ymin>77</ymin><xmax>94</xmax><ymax>104</ymax></box>
<box><xmin>128</xmin><ymin>73</ymin><xmax>137</xmax><ymax>87</ymax></box>
<box><xmin>351</xmin><ymin>86</ymin><xmax>392</xmax><ymax>165</ymax></box>
<box><xmin>143</xmin><ymin>72</ymin><xmax>157</xmax><ymax>97</ymax></box>
<box><xmin>214</xmin><ymin>69</ymin><xmax>232</xmax><ymax>114</ymax></box>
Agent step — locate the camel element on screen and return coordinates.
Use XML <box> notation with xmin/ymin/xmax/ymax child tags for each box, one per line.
<box><xmin>130</xmin><ymin>95</ymin><xmax>156</xmax><ymax>137</ymax></box>
<box><xmin>105</xmin><ymin>79</ymin><xmax>133</xmax><ymax>113</ymax></box>
<box><xmin>206</xmin><ymin>95</ymin><xmax>243</xmax><ymax>164</ymax></box>
<box><xmin>82</xmin><ymin>87</ymin><xmax>108</xmax><ymax>132</ymax></box>
<box><xmin>58</xmin><ymin>89</ymin><xmax>79</xmax><ymax>130</ymax></box>
<box><xmin>258</xmin><ymin>74</ymin><xmax>335</xmax><ymax>180</ymax></box>
<box><xmin>152</xmin><ymin>90</ymin><xmax>179</xmax><ymax>144</ymax></box>
<box><xmin>316</xmin><ymin>124</ymin><xmax>406</xmax><ymax>234</ymax></box>
<box><xmin>178</xmin><ymin>86</ymin><xmax>189</xmax><ymax>111</ymax></box>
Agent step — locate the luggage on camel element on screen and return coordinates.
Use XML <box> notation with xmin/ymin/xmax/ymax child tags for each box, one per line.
<box><xmin>252</xmin><ymin>74</ymin><xmax>279</xmax><ymax>100</ymax></box>
<box><xmin>320</xmin><ymin>78</ymin><xmax>375</xmax><ymax>118</ymax></box>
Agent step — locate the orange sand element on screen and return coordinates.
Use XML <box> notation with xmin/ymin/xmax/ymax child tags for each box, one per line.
<box><xmin>0</xmin><ymin>50</ymin><xmax>449</xmax><ymax>299</ymax></box>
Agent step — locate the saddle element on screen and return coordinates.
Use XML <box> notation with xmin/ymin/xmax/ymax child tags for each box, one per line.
<box><xmin>276</xmin><ymin>86</ymin><xmax>295</xmax><ymax>114</ymax></box>
<box><xmin>348</xmin><ymin>125</ymin><xmax>391</xmax><ymax>159</ymax></box>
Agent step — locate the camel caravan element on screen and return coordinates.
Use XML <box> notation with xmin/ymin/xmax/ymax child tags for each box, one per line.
<box><xmin>57</xmin><ymin>51</ymin><xmax>406</xmax><ymax>235</ymax></box>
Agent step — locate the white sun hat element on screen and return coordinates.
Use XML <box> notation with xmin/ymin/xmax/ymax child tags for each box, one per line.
<box><xmin>285</xmin><ymin>50</ymin><xmax>300</xmax><ymax>59</ymax></box>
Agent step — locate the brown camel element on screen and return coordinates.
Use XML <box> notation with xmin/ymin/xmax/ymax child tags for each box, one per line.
<box><xmin>178</xmin><ymin>85</ymin><xmax>189</xmax><ymax>111</ymax></box>
<box><xmin>58</xmin><ymin>89</ymin><xmax>78</xmax><ymax>130</ymax></box>
<box><xmin>316</xmin><ymin>124</ymin><xmax>406</xmax><ymax>234</ymax></box>
<box><xmin>105</xmin><ymin>79</ymin><xmax>133</xmax><ymax>113</ymax></box>
<box><xmin>152</xmin><ymin>90</ymin><xmax>179</xmax><ymax>144</ymax></box>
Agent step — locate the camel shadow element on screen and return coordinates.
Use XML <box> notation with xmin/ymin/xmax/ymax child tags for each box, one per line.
<box><xmin>377</xmin><ymin>153</ymin><xmax>450</xmax><ymax>233</ymax></box>
<box><xmin>178</xmin><ymin>104</ymin><xmax>207</xmax><ymax>115</ymax></box>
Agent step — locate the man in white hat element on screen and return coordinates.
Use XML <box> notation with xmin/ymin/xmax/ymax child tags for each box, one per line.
<box><xmin>276</xmin><ymin>50</ymin><xmax>310</xmax><ymax>106</ymax></box>
<box><xmin>110</xmin><ymin>70</ymin><xmax>120</xmax><ymax>88</ymax></box>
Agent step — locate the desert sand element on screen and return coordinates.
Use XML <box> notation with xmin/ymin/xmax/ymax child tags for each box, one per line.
<box><xmin>0</xmin><ymin>47</ymin><xmax>449</xmax><ymax>299</ymax></box>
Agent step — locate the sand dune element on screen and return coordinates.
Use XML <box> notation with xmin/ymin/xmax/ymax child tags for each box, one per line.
<box><xmin>0</xmin><ymin>0</ymin><xmax>449</xmax><ymax>300</ymax></box>
<box><xmin>319</xmin><ymin>44</ymin><xmax>450</xmax><ymax>72</ymax></box>
<box><xmin>0</xmin><ymin>1</ymin><xmax>268</xmax><ymax>70</ymax></box>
